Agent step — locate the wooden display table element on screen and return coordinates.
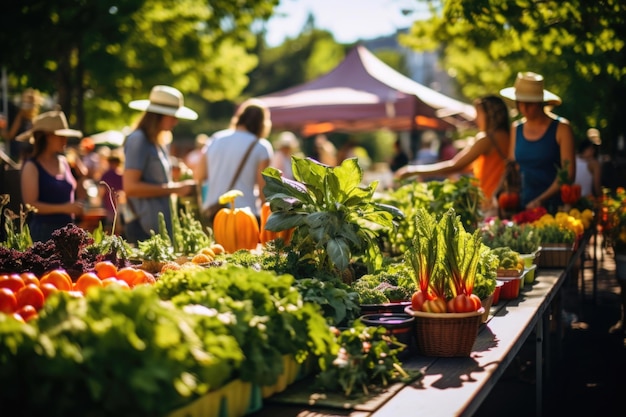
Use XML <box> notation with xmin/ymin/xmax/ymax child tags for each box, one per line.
<box><xmin>252</xmin><ymin>231</ymin><xmax>592</xmax><ymax>417</ymax></box>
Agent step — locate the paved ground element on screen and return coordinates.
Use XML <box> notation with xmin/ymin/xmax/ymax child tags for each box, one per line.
<box><xmin>475</xmin><ymin>236</ymin><xmax>626</xmax><ymax>417</ymax></box>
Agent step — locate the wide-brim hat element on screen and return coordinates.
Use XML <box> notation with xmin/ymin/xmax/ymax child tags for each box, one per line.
<box><xmin>587</xmin><ymin>128</ymin><xmax>601</xmax><ymax>145</ymax></box>
<box><xmin>16</xmin><ymin>110</ymin><xmax>82</xmax><ymax>143</ymax></box>
<box><xmin>500</xmin><ymin>72</ymin><xmax>562</xmax><ymax>106</ymax></box>
<box><xmin>128</xmin><ymin>85</ymin><xmax>198</xmax><ymax>120</ymax></box>
<box><xmin>275</xmin><ymin>131</ymin><xmax>299</xmax><ymax>149</ymax></box>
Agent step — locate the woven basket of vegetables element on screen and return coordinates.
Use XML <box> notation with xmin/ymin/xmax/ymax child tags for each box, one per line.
<box><xmin>404</xmin><ymin>207</ymin><xmax>493</xmax><ymax>357</ymax></box>
<box><xmin>404</xmin><ymin>307</ymin><xmax>484</xmax><ymax>357</ymax></box>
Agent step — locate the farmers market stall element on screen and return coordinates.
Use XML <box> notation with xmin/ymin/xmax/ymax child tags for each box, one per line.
<box><xmin>250</xmin><ymin>229</ymin><xmax>593</xmax><ymax>417</ymax></box>
<box><xmin>0</xmin><ymin>156</ymin><xmax>600</xmax><ymax>417</ymax></box>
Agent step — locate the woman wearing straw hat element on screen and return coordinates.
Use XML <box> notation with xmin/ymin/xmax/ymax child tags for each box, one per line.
<box><xmin>123</xmin><ymin>85</ymin><xmax>198</xmax><ymax>243</ymax></box>
<box><xmin>500</xmin><ymin>72</ymin><xmax>576</xmax><ymax>212</ymax></box>
<box><xmin>19</xmin><ymin>110</ymin><xmax>84</xmax><ymax>242</ymax></box>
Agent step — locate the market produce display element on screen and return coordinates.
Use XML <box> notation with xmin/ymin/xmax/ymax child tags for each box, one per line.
<box><xmin>0</xmin><ymin>154</ymin><xmax>600</xmax><ymax>415</ymax></box>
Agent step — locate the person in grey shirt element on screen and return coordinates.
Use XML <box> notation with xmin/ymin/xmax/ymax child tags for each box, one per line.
<box><xmin>123</xmin><ymin>85</ymin><xmax>197</xmax><ymax>243</ymax></box>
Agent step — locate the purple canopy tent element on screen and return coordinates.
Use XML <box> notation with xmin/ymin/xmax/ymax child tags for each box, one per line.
<box><xmin>256</xmin><ymin>45</ymin><xmax>476</xmax><ymax>135</ymax></box>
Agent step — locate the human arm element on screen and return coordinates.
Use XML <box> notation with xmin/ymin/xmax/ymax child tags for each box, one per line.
<box><xmin>394</xmin><ymin>133</ymin><xmax>491</xmax><ymax>180</ymax></box>
<box><xmin>123</xmin><ymin>168</ymin><xmax>195</xmax><ymax>198</ymax></box>
<box><xmin>588</xmin><ymin>158</ymin><xmax>602</xmax><ymax>197</ymax></box>
<box><xmin>20</xmin><ymin>160</ymin><xmax>84</xmax><ymax>216</ymax></box>
<box><xmin>193</xmin><ymin>146</ymin><xmax>208</xmax><ymax>183</ymax></box>
<box><xmin>4</xmin><ymin>111</ymin><xmax>24</xmax><ymax>140</ymax></box>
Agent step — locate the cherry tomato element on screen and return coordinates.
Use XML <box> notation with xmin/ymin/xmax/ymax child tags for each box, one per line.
<box><xmin>15</xmin><ymin>284</ymin><xmax>45</xmax><ymax>311</ymax></box>
<box><xmin>40</xmin><ymin>283</ymin><xmax>59</xmax><ymax>300</ymax></box>
<box><xmin>0</xmin><ymin>274</ymin><xmax>26</xmax><ymax>293</ymax></box>
<box><xmin>15</xmin><ymin>305</ymin><xmax>38</xmax><ymax>322</ymax></box>
<box><xmin>0</xmin><ymin>288</ymin><xmax>18</xmax><ymax>314</ymax></box>
<box><xmin>20</xmin><ymin>272</ymin><xmax>40</xmax><ymax>287</ymax></box>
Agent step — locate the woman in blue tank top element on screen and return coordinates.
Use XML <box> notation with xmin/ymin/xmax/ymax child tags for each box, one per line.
<box><xmin>500</xmin><ymin>72</ymin><xmax>576</xmax><ymax>213</ymax></box>
<box><xmin>19</xmin><ymin>110</ymin><xmax>84</xmax><ymax>242</ymax></box>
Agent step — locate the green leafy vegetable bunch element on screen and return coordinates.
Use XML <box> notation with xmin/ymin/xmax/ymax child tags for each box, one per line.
<box><xmin>262</xmin><ymin>156</ymin><xmax>401</xmax><ymax>278</ymax></box>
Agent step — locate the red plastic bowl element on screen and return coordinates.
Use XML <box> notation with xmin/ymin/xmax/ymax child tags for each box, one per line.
<box><xmin>493</xmin><ymin>280</ymin><xmax>504</xmax><ymax>305</ymax></box>
<box><xmin>498</xmin><ymin>277</ymin><xmax>521</xmax><ymax>300</ymax></box>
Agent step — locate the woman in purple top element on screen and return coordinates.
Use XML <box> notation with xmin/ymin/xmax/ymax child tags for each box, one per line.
<box><xmin>19</xmin><ymin>110</ymin><xmax>84</xmax><ymax>242</ymax></box>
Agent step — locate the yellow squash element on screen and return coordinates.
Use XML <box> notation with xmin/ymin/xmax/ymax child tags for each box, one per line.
<box><xmin>213</xmin><ymin>190</ymin><xmax>260</xmax><ymax>253</ymax></box>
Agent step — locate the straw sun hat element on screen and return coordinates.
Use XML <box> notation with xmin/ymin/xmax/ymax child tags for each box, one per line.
<box><xmin>16</xmin><ymin>110</ymin><xmax>82</xmax><ymax>143</ymax></box>
<box><xmin>128</xmin><ymin>85</ymin><xmax>198</xmax><ymax>120</ymax></box>
<box><xmin>500</xmin><ymin>72</ymin><xmax>562</xmax><ymax>106</ymax></box>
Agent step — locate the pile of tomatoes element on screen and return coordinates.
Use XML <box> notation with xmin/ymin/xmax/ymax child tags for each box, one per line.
<box><xmin>0</xmin><ymin>261</ymin><xmax>156</xmax><ymax>322</ymax></box>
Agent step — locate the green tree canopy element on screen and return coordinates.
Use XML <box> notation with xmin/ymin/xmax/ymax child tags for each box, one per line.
<box><xmin>0</xmin><ymin>0</ymin><xmax>278</xmax><ymax>135</ymax></box>
<box><xmin>401</xmin><ymin>0</ymin><xmax>626</xmax><ymax>154</ymax></box>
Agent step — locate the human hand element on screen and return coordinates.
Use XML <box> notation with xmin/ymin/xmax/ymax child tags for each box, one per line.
<box><xmin>174</xmin><ymin>180</ymin><xmax>197</xmax><ymax>197</ymax></box>
<box><xmin>394</xmin><ymin>166</ymin><xmax>415</xmax><ymax>181</ymax></box>
<box><xmin>525</xmin><ymin>199</ymin><xmax>542</xmax><ymax>210</ymax></box>
<box><xmin>67</xmin><ymin>201</ymin><xmax>84</xmax><ymax>216</ymax></box>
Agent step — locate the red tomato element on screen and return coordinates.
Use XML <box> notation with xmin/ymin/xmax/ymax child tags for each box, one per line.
<box><xmin>15</xmin><ymin>305</ymin><xmax>38</xmax><ymax>322</ymax></box>
<box><xmin>498</xmin><ymin>192</ymin><xmax>520</xmax><ymax>210</ymax></box>
<box><xmin>0</xmin><ymin>288</ymin><xmax>18</xmax><ymax>314</ymax></box>
<box><xmin>20</xmin><ymin>272</ymin><xmax>40</xmax><ymax>287</ymax></box>
<box><xmin>0</xmin><ymin>274</ymin><xmax>25</xmax><ymax>293</ymax></box>
<box><xmin>411</xmin><ymin>290</ymin><xmax>427</xmax><ymax>311</ymax></box>
<box><xmin>15</xmin><ymin>284</ymin><xmax>45</xmax><ymax>311</ymax></box>
<box><xmin>561</xmin><ymin>184</ymin><xmax>582</xmax><ymax>204</ymax></box>
<box><xmin>40</xmin><ymin>283</ymin><xmax>59</xmax><ymax>300</ymax></box>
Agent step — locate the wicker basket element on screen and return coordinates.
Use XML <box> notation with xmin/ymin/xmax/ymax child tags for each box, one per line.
<box><xmin>404</xmin><ymin>306</ymin><xmax>484</xmax><ymax>357</ymax></box>
<box><xmin>537</xmin><ymin>243</ymin><xmax>574</xmax><ymax>268</ymax></box>
<box><xmin>480</xmin><ymin>293</ymin><xmax>494</xmax><ymax>323</ymax></box>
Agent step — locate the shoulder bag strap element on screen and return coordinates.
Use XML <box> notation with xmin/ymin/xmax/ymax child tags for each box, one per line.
<box><xmin>227</xmin><ymin>139</ymin><xmax>257</xmax><ymax>190</ymax></box>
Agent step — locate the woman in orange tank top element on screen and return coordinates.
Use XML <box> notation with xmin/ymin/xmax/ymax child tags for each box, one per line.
<box><xmin>394</xmin><ymin>95</ymin><xmax>511</xmax><ymax>216</ymax></box>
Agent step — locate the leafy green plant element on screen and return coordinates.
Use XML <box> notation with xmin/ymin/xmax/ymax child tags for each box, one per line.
<box><xmin>220</xmin><ymin>244</ymin><xmax>361</xmax><ymax>327</ymax></box>
<box><xmin>315</xmin><ymin>320</ymin><xmax>411</xmax><ymax>398</ymax></box>
<box><xmin>422</xmin><ymin>176</ymin><xmax>484</xmax><ymax>233</ymax></box>
<box><xmin>375</xmin><ymin>176</ymin><xmax>484</xmax><ymax>256</ymax></box>
<box><xmin>405</xmin><ymin>207</ymin><xmax>490</xmax><ymax>313</ymax></box>
<box><xmin>480</xmin><ymin>218</ymin><xmax>542</xmax><ymax>254</ymax></box>
<box><xmin>0</xmin><ymin>194</ymin><xmax>35</xmax><ymax>251</ymax></box>
<box><xmin>175</xmin><ymin>200</ymin><xmax>211</xmax><ymax>255</ymax></box>
<box><xmin>84</xmin><ymin>222</ymin><xmax>133</xmax><ymax>269</ymax></box>
<box><xmin>352</xmin><ymin>262</ymin><xmax>416</xmax><ymax>303</ymax></box>
<box><xmin>473</xmin><ymin>245</ymin><xmax>499</xmax><ymax>300</ymax></box>
<box><xmin>262</xmin><ymin>156</ymin><xmax>401</xmax><ymax>278</ymax></box>
<box><xmin>0</xmin><ymin>285</ymin><xmax>243</xmax><ymax>416</ymax></box>
<box><xmin>137</xmin><ymin>232</ymin><xmax>175</xmax><ymax>262</ymax></box>
<box><xmin>155</xmin><ymin>265</ymin><xmax>337</xmax><ymax>385</ymax></box>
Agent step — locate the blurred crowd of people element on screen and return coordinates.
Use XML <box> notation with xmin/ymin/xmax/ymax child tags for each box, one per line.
<box><xmin>0</xmin><ymin>73</ymin><xmax>618</xmax><ymax>244</ymax></box>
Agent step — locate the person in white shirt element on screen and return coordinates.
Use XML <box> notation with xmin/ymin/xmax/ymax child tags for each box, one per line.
<box><xmin>574</xmin><ymin>138</ymin><xmax>601</xmax><ymax>198</ymax></box>
<box><xmin>271</xmin><ymin>131</ymin><xmax>299</xmax><ymax>180</ymax></box>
